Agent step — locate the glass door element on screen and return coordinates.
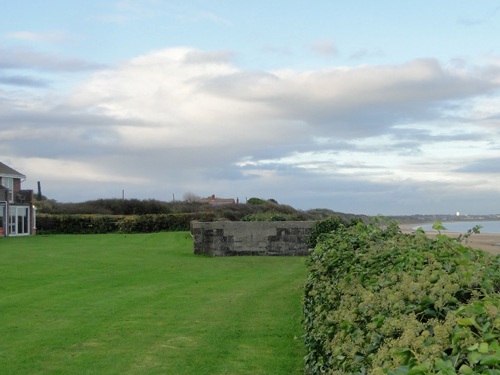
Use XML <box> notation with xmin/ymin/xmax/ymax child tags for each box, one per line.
<box><xmin>9</xmin><ymin>206</ymin><xmax>30</xmax><ymax>236</ymax></box>
<box><xmin>9</xmin><ymin>209</ymin><xmax>16</xmax><ymax>235</ymax></box>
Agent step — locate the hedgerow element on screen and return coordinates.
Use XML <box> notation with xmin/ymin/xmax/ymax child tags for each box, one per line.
<box><xmin>36</xmin><ymin>212</ymin><xmax>215</xmax><ymax>234</ymax></box>
<box><xmin>307</xmin><ymin>215</ymin><xmax>364</xmax><ymax>249</ymax></box>
<box><xmin>36</xmin><ymin>214</ymin><xmax>123</xmax><ymax>234</ymax></box>
<box><xmin>303</xmin><ymin>221</ymin><xmax>500</xmax><ymax>374</ymax></box>
<box><xmin>240</xmin><ymin>211</ymin><xmax>308</xmax><ymax>221</ymax></box>
<box><xmin>116</xmin><ymin>212</ymin><xmax>215</xmax><ymax>233</ymax></box>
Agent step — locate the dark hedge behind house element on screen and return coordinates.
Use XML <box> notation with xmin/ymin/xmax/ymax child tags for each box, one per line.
<box><xmin>36</xmin><ymin>213</ymin><xmax>216</xmax><ymax>234</ymax></box>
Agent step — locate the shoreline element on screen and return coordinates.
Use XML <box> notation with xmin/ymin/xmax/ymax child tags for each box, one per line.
<box><xmin>400</xmin><ymin>225</ymin><xmax>500</xmax><ymax>255</ymax></box>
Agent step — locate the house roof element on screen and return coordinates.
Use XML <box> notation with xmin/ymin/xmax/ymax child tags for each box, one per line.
<box><xmin>0</xmin><ymin>161</ymin><xmax>25</xmax><ymax>178</ymax></box>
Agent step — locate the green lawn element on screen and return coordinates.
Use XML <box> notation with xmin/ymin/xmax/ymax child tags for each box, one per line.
<box><xmin>0</xmin><ymin>232</ymin><xmax>307</xmax><ymax>375</ymax></box>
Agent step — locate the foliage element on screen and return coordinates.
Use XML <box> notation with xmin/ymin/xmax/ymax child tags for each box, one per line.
<box><xmin>247</xmin><ymin>197</ymin><xmax>268</xmax><ymax>205</ymax></box>
<box><xmin>116</xmin><ymin>212</ymin><xmax>215</xmax><ymax>233</ymax></box>
<box><xmin>33</xmin><ymin>198</ymin><xmax>61</xmax><ymax>214</ymax></box>
<box><xmin>36</xmin><ymin>214</ymin><xmax>122</xmax><ymax>234</ymax></box>
<box><xmin>303</xmin><ymin>221</ymin><xmax>500</xmax><ymax>375</ymax></box>
<box><xmin>55</xmin><ymin>198</ymin><xmax>171</xmax><ymax>215</ymax></box>
<box><xmin>242</xmin><ymin>212</ymin><xmax>287</xmax><ymax>221</ymax></box>
<box><xmin>307</xmin><ymin>215</ymin><xmax>361</xmax><ymax>248</ymax></box>
<box><xmin>241</xmin><ymin>211</ymin><xmax>306</xmax><ymax>221</ymax></box>
<box><xmin>37</xmin><ymin>212</ymin><xmax>216</xmax><ymax>234</ymax></box>
<box><xmin>305</xmin><ymin>208</ymin><xmax>370</xmax><ymax>223</ymax></box>
<box><xmin>35</xmin><ymin>197</ymin><xmax>330</xmax><ymax>221</ymax></box>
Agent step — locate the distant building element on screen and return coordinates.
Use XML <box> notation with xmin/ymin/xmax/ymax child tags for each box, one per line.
<box><xmin>0</xmin><ymin>161</ymin><xmax>36</xmax><ymax>236</ymax></box>
<box><xmin>198</xmin><ymin>194</ymin><xmax>236</xmax><ymax>206</ymax></box>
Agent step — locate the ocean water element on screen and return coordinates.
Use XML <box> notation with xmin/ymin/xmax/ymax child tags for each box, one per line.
<box><xmin>416</xmin><ymin>221</ymin><xmax>500</xmax><ymax>234</ymax></box>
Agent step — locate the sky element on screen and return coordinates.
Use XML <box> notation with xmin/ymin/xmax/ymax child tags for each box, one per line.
<box><xmin>1</xmin><ymin>0</ymin><xmax>500</xmax><ymax>215</ymax></box>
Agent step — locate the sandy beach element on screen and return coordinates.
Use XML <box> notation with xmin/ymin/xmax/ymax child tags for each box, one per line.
<box><xmin>401</xmin><ymin>226</ymin><xmax>500</xmax><ymax>255</ymax></box>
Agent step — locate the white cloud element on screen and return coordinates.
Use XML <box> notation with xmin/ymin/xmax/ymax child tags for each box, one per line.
<box><xmin>3</xmin><ymin>47</ymin><xmax>500</xmax><ymax>213</ymax></box>
<box><xmin>6</xmin><ymin>31</ymin><xmax>71</xmax><ymax>44</ymax></box>
<box><xmin>309</xmin><ymin>39</ymin><xmax>338</xmax><ymax>57</ymax></box>
<box><xmin>12</xmin><ymin>157</ymin><xmax>148</xmax><ymax>184</ymax></box>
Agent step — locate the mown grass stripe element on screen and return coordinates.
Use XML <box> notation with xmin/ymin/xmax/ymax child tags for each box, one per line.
<box><xmin>0</xmin><ymin>232</ymin><xmax>306</xmax><ymax>375</ymax></box>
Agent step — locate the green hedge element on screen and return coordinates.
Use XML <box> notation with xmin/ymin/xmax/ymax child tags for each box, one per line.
<box><xmin>240</xmin><ymin>211</ymin><xmax>303</xmax><ymax>221</ymax></box>
<box><xmin>37</xmin><ymin>212</ymin><xmax>215</xmax><ymax>234</ymax></box>
<box><xmin>36</xmin><ymin>214</ymin><xmax>122</xmax><ymax>234</ymax></box>
<box><xmin>304</xmin><ymin>221</ymin><xmax>500</xmax><ymax>374</ymax></box>
<box><xmin>116</xmin><ymin>213</ymin><xmax>215</xmax><ymax>233</ymax></box>
<box><xmin>307</xmin><ymin>215</ymin><xmax>355</xmax><ymax>249</ymax></box>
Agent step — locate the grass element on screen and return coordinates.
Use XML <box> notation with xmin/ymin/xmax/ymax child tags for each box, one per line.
<box><xmin>0</xmin><ymin>232</ymin><xmax>307</xmax><ymax>375</ymax></box>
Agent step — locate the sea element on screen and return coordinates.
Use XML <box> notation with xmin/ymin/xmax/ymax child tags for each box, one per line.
<box><xmin>416</xmin><ymin>221</ymin><xmax>500</xmax><ymax>234</ymax></box>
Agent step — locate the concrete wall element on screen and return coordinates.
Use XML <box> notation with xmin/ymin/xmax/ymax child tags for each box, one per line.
<box><xmin>190</xmin><ymin>221</ymin><xmax>315</xmax><ymax>256</ymax></box>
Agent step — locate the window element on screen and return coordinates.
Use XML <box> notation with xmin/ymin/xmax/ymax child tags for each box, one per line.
<box><xmin>3</xmin><ymin>177</ymin><xmax>14</xmax><ymax>202</ymax></box>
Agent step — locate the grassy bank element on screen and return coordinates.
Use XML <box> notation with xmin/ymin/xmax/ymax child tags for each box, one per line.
<box><xmin>0</xmin><ymin>232</ymin><xmax>306</xmax><ymax>374</ymax></box>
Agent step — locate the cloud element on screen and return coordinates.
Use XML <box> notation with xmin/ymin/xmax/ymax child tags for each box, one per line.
<box><xmin>455</xmin><ymin>157</ymin><xmax>500</xmax><ymax>173</ymax></box>
<box><xmin>94</xmin><ymin>0</ymin><xmax>166</xmax><ymax>23</ymax></box>
<box><xmin>199</xmin><ymin>58</ymin><xmax>498</xmax><ymax>139</ymax></box>
<box><xmin>260</xmin><ymin>45</ymin><xmax>294</xmax><ymax>57</ymax></box>
<box><xmin>5</xmin><ymin>31</ymin><xmax>71</xmax><ymax>44</ymax></box>
<box><xmin>349</xmin><ymin>48</ymin><xmax>385</xmax><ymax>60</ymax></box>
<box><xmin>12</xmin><ymin>49</ymin><xmax>500</xmax><ymax>145</ymax></box>
<box><xmin>194</xmin><ymin>11</ymin><xmax>231</xmax><ymax>26</ymax></box>
<box><xmin>458</xmin><ymin>6</ymin><xmax>500</xmax><ymax>26</ymax></box>
<box><xmin>3</xmin><ymin>47</ymin><xmax>500</xmax><ymax>213</ymax></box>
<box><xmin>95</xmin><ymin>1</ymin><xmax>230</xmax><ymax>27</ymax></box>
<box><xmin>183</xmin><ymin>50</ymin><xmax>234</xmax><ymax>64</ymax></box>
<box><xmin>0</xmin><ymin>45</ymin><xmax>105</xmax><ymax>72</ymax></box>
<box><xmin>309</xmin><ymin>39</ymin><xmax>338</xmax><ymax>57</ymax></box>
<box><xmin>0</xmin><ymin>74</ymin><xmax>49</xmax><ymax>87</ymax></box>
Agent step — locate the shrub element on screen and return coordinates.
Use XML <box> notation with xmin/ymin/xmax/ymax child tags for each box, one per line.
<box><xmin>37</xmin><ymin>214</ymin><xmax>121</xmax><ymax>234</ymax></box>
<box><xmin>117</xmin><ymin>212</ymin><xmax>215</xmax><ymax>233</ymax></box>
<box><xmin>303</xmin><ymin>221</ymin><xmax>500</xmax><ymax>374</ymax></box>
<box><xmin>36</xmin><ymin>212</ymin><xmax>216</xmax><ymax>234</ymax></box>
<box><xmin>34</xmin><ymin>197</ymin><xmax>325</xmax><ymax>221</ymax></box>
<box><xmin>241</xmin><ymin>211</ymin><xmax>296</xmax><ymax>221</ymax></box>
<box><xmin>307</xmin><ymin>215</ymin><xmax>360</xmax><ymax>248</ymax></box>
<box><xmin>247</xmin><ymin>197</ymin><xmax>267</xmax><ymax>205</ymax></box>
